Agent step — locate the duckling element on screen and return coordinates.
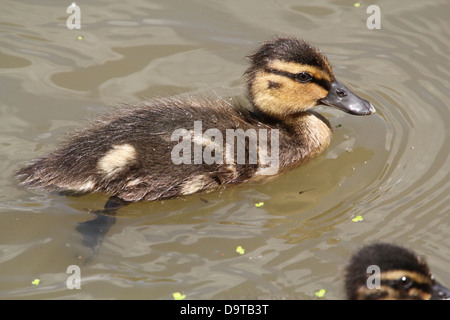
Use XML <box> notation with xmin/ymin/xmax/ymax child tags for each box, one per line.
<box><xmin>15</xmin><ymin>37</ymin><xmax>375</xmax><ymax>207</ymax></box>
<box><xmin>345</xmin><ymin>243</ymin><xmax>450</xmax><ymax>300</ymax></box>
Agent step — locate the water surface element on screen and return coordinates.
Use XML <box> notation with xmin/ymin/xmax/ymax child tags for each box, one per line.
<box><xmin>0</xmin><ymin>0</ymin><xmax>448</xmax><ymax>299</ymax></box>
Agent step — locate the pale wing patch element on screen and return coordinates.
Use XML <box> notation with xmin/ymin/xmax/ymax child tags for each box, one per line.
<box><xmin>98</xmin><ymin>144</ymin><xmax>136</xmax><ymax>177</ymax></box>
<box><xmin>180</xmin><ymin>175</ymin><xmax>209</xmax><ymax>195</ymax></box>
<box><xmin>126</xmin><ymin>178</ymin><xmax>141</xmax><ymax>187</ymax></box>
<box><xmin>76</xmin><ymin>180</ymin><xmax>96</xmax><ymax>192</ymax></box>
<box><xmin>58</xmin><ymin>179</ymin><xmax>96</xmax><ymax>192</ymax></box>
<box><xmin>191</xmin><ymin>131</ymin><xmax>223</xmax><ymax>150</ymax></box>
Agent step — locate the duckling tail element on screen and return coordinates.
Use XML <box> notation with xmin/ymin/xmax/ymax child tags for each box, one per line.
<box><xmin>14</xmin><ymin>155</ymin><xmax>97</xmax><ymax>195</ymax></box>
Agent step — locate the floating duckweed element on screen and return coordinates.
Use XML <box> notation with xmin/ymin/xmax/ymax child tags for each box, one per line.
<box><xmin>352</xmin><ymin>215</ymin><xmax>363</xmax><ymax>222</ymax></box>
<box><xmin>254</xmin><ymin>202</ymin><xmax>264</xmax><ymax>208</ymax></box>
<box><xmin>236</xmin><ymin>245</ymin><xmax>245</xmax><ymax>255</ymax></box>
<box><xmin>315</xmin><ymin>289</ymin><xmax>326</xmax><ymax>298</ymax></box>
<box><xmin>172</xmin><ymin>292</ymin><xmax>186</xmax><ymax>300</ymax></box>
<box><xmin>31</xmin><ymin>279</ymin><xmax>40</xmax><ymax>286</ymax></box>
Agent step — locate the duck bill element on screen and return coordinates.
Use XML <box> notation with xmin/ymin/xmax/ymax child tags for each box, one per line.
<box><xmin>319</xmin><ymin>80</ymin><xmax>376</xmax><ymax>116</ymax></box>
<box><xmin>431</xmin><ymin>281</ymin><xmax>450</xmax><ymax>300</ymax></box>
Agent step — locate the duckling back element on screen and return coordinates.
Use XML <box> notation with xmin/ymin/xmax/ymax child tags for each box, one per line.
<box><xmin>16</xmin><ymin>96</ymin><xmax>319</xmax><ymax>202</ymax></box>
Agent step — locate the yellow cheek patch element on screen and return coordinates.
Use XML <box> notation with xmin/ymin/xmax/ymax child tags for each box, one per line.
<box><xmin>251</xmin><ymin>70</ymin><xmax>328</xmax><ymax>117</ymax></box>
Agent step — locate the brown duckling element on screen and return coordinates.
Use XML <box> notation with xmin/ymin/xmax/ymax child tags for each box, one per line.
<box><xmin>345</xmin><ymin>243</ymin><xmax>450</xmax><ymax>300</ymax></box>
<box><xmin>15</xmin><ymin>37</ymin><xmax>375</xmax><ymax>206</ymax></box>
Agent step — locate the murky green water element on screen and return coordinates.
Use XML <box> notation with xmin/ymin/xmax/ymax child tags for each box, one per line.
<box><xmin>0</xmin><ymin>0</ymin><xmax>448</xmax><ymax>299</ymax></box>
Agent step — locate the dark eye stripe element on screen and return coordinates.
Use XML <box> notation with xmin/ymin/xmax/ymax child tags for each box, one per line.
<box><xmin>380</xmin><ymin>279</ymin><xmax>431</xmax><ymax>294</ymax></box>
<box><xmin>264</xmin><ymin>67</ymin><xmax>330</xmax><ymax>90</ymax></box>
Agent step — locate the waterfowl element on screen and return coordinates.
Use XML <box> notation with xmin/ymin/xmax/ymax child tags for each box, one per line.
<box><xmin>345</xmin><ymin>243</ymin><xmax>450</xmax><ymax>300</ymax></box>
<box><xmin>15</xmin><ymin>37</ymin><xmax>375</xmax><ymax>207</ymax></box>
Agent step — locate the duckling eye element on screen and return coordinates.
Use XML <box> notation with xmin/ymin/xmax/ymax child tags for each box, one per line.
<box><xmin>399</xmin><ymin>276</ymin><xmax>413</xmax><ymax>290</ymax></box>
<box><xmin>295</xmin><ymin>72</ymin><xmax>313</xmax><ymax>83</ymax></box>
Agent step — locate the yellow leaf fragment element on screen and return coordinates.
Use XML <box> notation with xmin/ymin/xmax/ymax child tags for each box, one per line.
<box><xmin>173</xmin><ymin>292</ymin><xmax>186</xmax><ymax>300</ymax></box>
<box><xmin>236</xmin><ymin>245</ymin><xmax>245</xmax><ymax>255</ymax></box>
<box><xmin>315</xmin><ymin>288</ymin><xmax>326</xmax><ymax>298</ymax></box>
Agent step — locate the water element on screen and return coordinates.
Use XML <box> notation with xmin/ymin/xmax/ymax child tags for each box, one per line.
<box><xmin>0</xmin><ymin>0</ymin><xmax>448</xmax><ymax>299</ymax></box>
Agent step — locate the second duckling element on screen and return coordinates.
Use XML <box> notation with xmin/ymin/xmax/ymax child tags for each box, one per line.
<box><xmin>345</xmin><ymin>243</ymin><xmax>450</xmax><ymax>300</ymax></box>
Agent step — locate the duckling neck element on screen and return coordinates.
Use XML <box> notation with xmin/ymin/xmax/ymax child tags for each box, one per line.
<box><xmin>254</xmin><ymin>109</ymin><xmax>333</xmax><ymax>165</ymax></box>
<box><xmin>285</xmin><ymin>111</ymin><xmax>332</xmax><ymax>158</ymax></box>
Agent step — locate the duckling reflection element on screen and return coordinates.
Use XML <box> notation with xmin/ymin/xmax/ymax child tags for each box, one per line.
<box><xmin>345</xmin><ymin>243</ymin><xmax>450</xmax><ymax>300</ymax></box>
<box><xmin>15</xmin><ymin>37</ymin><xmax>375</xmax><ymax>259</ymax></box>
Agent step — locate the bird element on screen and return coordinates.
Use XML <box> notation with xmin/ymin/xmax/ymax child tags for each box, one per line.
<box><xmin>345</xmin><ymin>243</ymin><xmax>450</xmax><ymax>300</ymax></box>
<box><xmin>15</xmin><ymin>36</ymin><xmax>375</xmax><ymax>205</ymax></box>
<box><xmin>15</xmin><ymin>37</ymin><xmax>375</xmax><ymax>255</ymax></box>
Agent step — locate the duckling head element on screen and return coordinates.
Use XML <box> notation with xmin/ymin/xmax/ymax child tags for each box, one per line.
<box><xmin>345</xmin><ymin>243</ymin><xmax>450</xmax><ymax>300</ymax></box>
<box><xmin>245</xmin><ymin>37</ymin><xmax>375</xmax><ymax>119</ymax></box>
